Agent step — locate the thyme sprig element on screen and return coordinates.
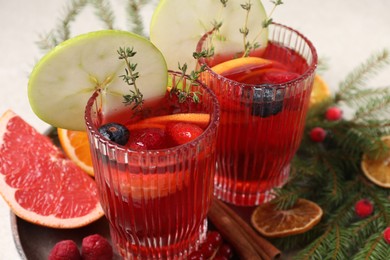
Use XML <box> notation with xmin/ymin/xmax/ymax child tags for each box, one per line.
<box><xmin>242</xmin><ymin>0</ymin><xmax>284</xmax><ymax>57</ymax></box>
<box><xmin>239</xmin><ymin>1</ymin><xmax>253</xmax><ymax>57</ymax></box>
<box><xmin>169</xmin><ymin>63</ymin><xmax>207</xmax><ymax>104</ymax></box>
<box><xmin>117</xmin><ymin>47</ymin><xmax>143</xmax><ymax>110</ymax></box>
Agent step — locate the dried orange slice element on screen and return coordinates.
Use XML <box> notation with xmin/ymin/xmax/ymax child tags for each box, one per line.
<box><xmin>361</xmin><ymin>136</ymin><xmax>390</xmax><ymax>188</ymax></box>
<box><xmin>309</xmin><ymin>74</ymin><xmax>331</xmax><ymax>107</ymax></box>
<box><xmin>58</xmin><ymin>128</ymin><xmax>94</xmax><ymax>177</ymax></box>
<box><xmin>251</xmin><ymin>198</ymin><xmax>323</xmax><ymax>238</ymax></box>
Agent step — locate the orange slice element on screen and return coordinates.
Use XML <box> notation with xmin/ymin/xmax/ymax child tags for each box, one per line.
<box><xmin>361</xmin><ymin>136</ymin><xmax>390</xmax><ymax>188</ymax></box>
<box><xmin>211</xmin><ymin>57</ymin><xmax>273</xmax><ymax>76</ymax></box>
<box><xmin>251</xmin><ymin>198</ymin><xmax>323</xmax><ymax>238</ymax></box>
<box><xmin>309</xmin><ymin>74</ymin><xmax>331</xmax><ymax>107</ymax></box>
<box><xmin>129</xmin><ymin>113</ymin><xmax>210</xmax><ymax>130</ymax></box>
<box><xmin>58</xmin><ymin>128</ymin><xmax>94</xmax><ymax>177</ymax></box>
<box><xmin>112</xmin><ymin>170</ymin><xmax>190</xmax><ymax>200</ymax></box>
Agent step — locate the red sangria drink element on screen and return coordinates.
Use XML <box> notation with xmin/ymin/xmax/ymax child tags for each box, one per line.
<box><xmin>196</xmin><ymin>23</ymin><xmax>317</xmax><ymax>206</ymax></box>
<box><xmin>85</xmin><ymin>71</ymin><xmax>220</xmax><ymax>259</ymax></box>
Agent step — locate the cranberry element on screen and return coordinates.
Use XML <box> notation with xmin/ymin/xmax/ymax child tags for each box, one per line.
<box><xmin>309</xmin><ymin>127</ymin><xmax>327</xmax><ymax>143</ymax></box>
<box><xmin>383</xmin><ymin>227</ymin><xmax>390</xmax><ymax>244</ymax></box>
<box><xmin>187</xmin><ymin>251</ymin><xmax>205</xmax><ymax>260</ymax></box>
<box><xmin>355</xmin><ymin>199</ymin><xmax>374</xmax><ymax>218</ymax></box>
<box><xmin>217</xmin><ymin>243</ymin><xmax>234</xmax><ymax>259</ymax></box>
<box><xmin>325</xmin><ymin>106</ymin><xmax>343</xmax><ymax>121</ymax></box>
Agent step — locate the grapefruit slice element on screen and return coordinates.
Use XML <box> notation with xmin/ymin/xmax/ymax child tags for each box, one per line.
<box><xmin>58</xmin><ymin>128</ymin><xmax>94</xmax><ymax>177</ymax></box>
<box><xmin>28</xmin><ymin>30</ymin><xmax>168</xmax><ymax>131</ymax></box>
<box><xmin>0</xmin><ymin>110</ymin><xmax>104</xmax><ymax>228</ymax></box>
<box><xmin>150</xmin><ymin>0</ymin><xmax>268</xmax><ymax>71</ymax></box>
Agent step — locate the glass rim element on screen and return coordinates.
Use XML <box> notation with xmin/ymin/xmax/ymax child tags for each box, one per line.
<box><xmin>196</xmin><ymin>22</ymin><xmax>318</xmax><ymax>89</ymax></box>
<box><xmin>84</xmin><ymin>70</ymin><xmax>220</xmax><ymax>154</ymax></box>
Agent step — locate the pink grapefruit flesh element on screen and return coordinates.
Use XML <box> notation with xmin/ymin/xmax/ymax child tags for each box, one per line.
<box><xmin>0</xmin><ymin>110</ymin><xmax>104</xmax><ymax>228</ymax></box>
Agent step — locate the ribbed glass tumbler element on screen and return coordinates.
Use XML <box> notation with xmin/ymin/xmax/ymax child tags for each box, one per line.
<box><xmin>196</xmin><ymin>23</ymin><xmax>318</xmax><ymax>206</ymax></box>
<box><xmin>85</xmin><ymin>71</ymin><xmax>220</xmax><ymax>259</ymax></box>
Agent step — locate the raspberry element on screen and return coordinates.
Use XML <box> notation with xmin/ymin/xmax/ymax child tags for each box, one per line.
<box><xmin>383</xmin><ymin>227</ymin><xmax>390</xmax><ymax>244</ymax></box>
<box><xmin>48</xmin><ymin>240</ymin><xmax>81</xmax><ymax>260</ymax></box>
<box><xmin>309</xmin><ymin>127</ymin><xmax>327</xmax><ymax>143</ymax></box>
<box><xmin>354</xmin><ymin>199</ymin><xmax>374</xmax><ymax>218</ymax></box>
<box><xmin>325</xmin><ymin>106</ymin><xmax>343</xmax><ymax>121</ymax></box>
<box><xmin>81</xmin><ymin>234</ymin><xmax>113</xmax><ymax>260</ymax></box>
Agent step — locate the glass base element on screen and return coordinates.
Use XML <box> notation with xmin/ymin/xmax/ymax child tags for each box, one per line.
<box><xmin>214</xmin><ymin>164</ymin><xmax>290</xmax><ymax>206</ymax></box>
<box><xmin>111</xmin><ymin>219</ymin><xmax>208</xmax><ymax>260</ymax></box>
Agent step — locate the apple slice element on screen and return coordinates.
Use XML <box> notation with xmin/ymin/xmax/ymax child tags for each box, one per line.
<box><xmin>150</xmin><ymin>0</ymin><xmax>268</xmax><ymax>71</ymax></box>
<box><xmin>28</xmin><ymin>30</ymin><xmax>168</xmax><ymax>131</ymax></box>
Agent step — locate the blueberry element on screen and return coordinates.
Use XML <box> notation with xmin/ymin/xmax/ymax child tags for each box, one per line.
<box><xmin>98</xmin><ymin>123</ymin><xmax>130</xmax><ymax>145</ymax></box>
<box><xmin>243</xmin><ymin>85</ymin><xmax>284</xmax><ymax>117</ymax></box>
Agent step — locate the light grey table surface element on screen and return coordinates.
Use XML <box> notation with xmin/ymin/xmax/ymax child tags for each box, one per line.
<box><xmin>1</xmin><ymin>0</ymin><xmax>390</xmax><ymax>259</ymax></box>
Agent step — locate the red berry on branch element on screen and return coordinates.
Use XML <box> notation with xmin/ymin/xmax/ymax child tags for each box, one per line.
<box><xmin>309</xmin><ymin>127</ymin><xmax>327</xmax><ymax>142</ymax></box>
<box><xmin>325</xmin><ymin>106</ymin><xmax>343</xmax><ymax>121</ymax></box>
<box><xmin>354</xmin><ymin>199</ymin><xmax>374</xmax><ymax>218</ymax></box>
<box><xmin>383</xmin><ymin>227</ymin><xmax>390</xmax><ymax>244</ymax></box>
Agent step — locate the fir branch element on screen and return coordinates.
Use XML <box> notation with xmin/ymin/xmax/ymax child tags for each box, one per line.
<box><xmin>316</xmin><ymin>56</ymin><xmax>330</xmax><ymax>74</ymax></box>
<box><xmin>353</xmin><ymin>94</ymin><xmax>390</xmax><ymax>122</ymax></box>
<box><xmin>36</xmin><ymin>0</ymin><xmax>88</xmax><ymax>51</ymax></box>
<box><xmin>126</xmin><ymin>0</ymin><xmax>150</xmax><ymax>37</ymax></box>
<box><xmin>336</xmin><ymin>49</ymin><xmax>390</xmax><ymax>103</ymax></box>
<box><xmin>89</xmin><ymin>0</ymin><xmax>116</xmax><ymax>29</ymax></box>
<box><xmin>271</xmin><ymin>189</ymin><xmax>299</xmax><ymax>210</ymax></box>
<box><xmin>351</xmin><ymin>232</ymin><xmax>390</xmax><ymax>259</ymax></box>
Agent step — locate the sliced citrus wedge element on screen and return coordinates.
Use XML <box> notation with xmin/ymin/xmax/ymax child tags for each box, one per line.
<box><xmin>361</xmin><ymin>136</ymin><xmax>390</xmax><ymax>188</ymax></box>
<box><xmin>309</xmin><ymin>74</ymin><xmax>331</xmax><ymax>107</ymax></box>
<box><xmin>150</xmin><ymin>0</ymin><xmax>268</xmax><ymax>71</ymax></box>
<box><xmin>251</xmin><ymin>198</ymin><xmax>323</xmax><ymax>238</ymax></box>
<box><xmin>112</xmin><ymin>171</ymin><xmax>190</xmax><ymax>200</ymax></box>
<box><xmin>128</xmin><ymin>113</ymin><xmax>210</xmax><ymax>130</ymax></box>
<box><xmin>28</xmin><ymin>30</ymin><xmax>168</xmax><ymax>131</ymax></box>
<box><xmin>211</xmin><ymin>57</ymin><xmax>273</xmax><ymax>75</ymax></box>
<box><xmin>0</xmin><ymin>110</ymin><xmax>104</xmax><ymax>228</ymax></box>
<box><xmin>58</xmin><ymin>128</ymin><xmax>94</xmax><ymax>177</ymax></box>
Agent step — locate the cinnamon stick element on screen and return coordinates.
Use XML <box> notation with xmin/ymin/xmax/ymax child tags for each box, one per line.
<box><xmin>208</xmin><ymin>197</ymin><xmax>281</xmax><ymax>260</ymax></box>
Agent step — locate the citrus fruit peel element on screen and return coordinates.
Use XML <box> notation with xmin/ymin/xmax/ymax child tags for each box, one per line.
<box><xmin>58</xmin><ymin>128</ymin><xmax>94</xmax><ymax>177</ymax></box>
<box><xmin>251</xmin><ymin>198</ymin><xmax>323</xmax><ymax>238</ymax></box>
<box><xmin>112</xmin><ymin>170</ymin><xmax>190</xmax><ymax>200</ymax></box>
<box><xmin>128</xmin><ymin>113</ymin><xmax>210</xmax><ymax>130</ymax></box>
<box><xmin>211</xmin><ymin>57</ymin><xmax>274</xmax><ymax>76</ymax></box>
<box><xmin>309</xmin><ymin>74</ymin><xmax>331</xmax><ymax>107</ymax></box>
<box><xmin>0</xmin><ymin>110</ymin><xmax>104</xmax><ymax>228</ymax></box>
<box><xmin>28</xmin><ymin>30</ymin><xmax>168</xmax><ymax>131</ymax></box>
<box><xmin>361</xmin><ymin>136</ymin><xmax>390</xmax><ymax>188</ymax></box>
